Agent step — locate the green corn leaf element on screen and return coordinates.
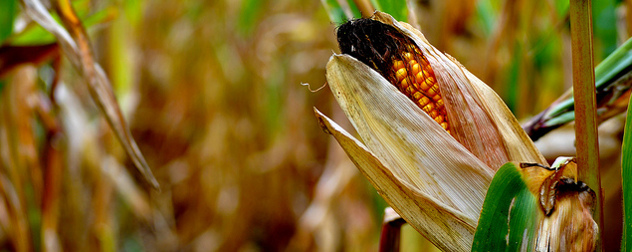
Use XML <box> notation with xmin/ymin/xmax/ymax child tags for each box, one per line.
<box><xmin>11</xmin><ymin>3</ymin><xmax>115</xmax><ymax>46</ymax></box>
<box><xmin>370</xmin><ymin>0</ymin><xmax>407</xmax><ymax>22</ymax></box>
<box><xmin>321</xmin><ymin>0</ymin><xmax>362</xmax><ymax>24</ymax></box>
<box><xmin>622</xmin><ymin>92</ymin><xmax>632</xmax><ymax>252</ymax></box>
<box><xmin>525</xmin><ymin>36</ymin><xmax>632</xmax><ymax>140</ymax></box>
<box><xmin>0</xmin><ymin>0</ymin><xmax>18</xmax><ymax>44</ymax></box>
<box><xmin>344</xmin><ymin>0</ymin><xmax>362</xmax><ymax>20</ymax></box>
<box><xmin>471</xmin><ymin>162</ymin><xmax>538</xmax><ymax>252</ymax></box>
<box><xmin>547</xmin><ymin>37</ymin><xmax>632</xmax><ymax>119</ymax></box>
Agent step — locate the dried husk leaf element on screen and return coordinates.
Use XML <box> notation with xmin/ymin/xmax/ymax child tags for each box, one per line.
<box><xmin>314</xmin><ymin>109</ymin><xmax>476</xmax><ymax>252</ymax></box>
<box><xmin>536</xmin><ymin>194</ymin><xmax>597</xmax><ymax>252</ymax></box>
<box><xmin>371</xmin><ymin>12</ymin><xmax>548</xmax><ymax>169</ymax></box>
<box><xmin>21</xmin><ymin>0</ymin><xmax>159</xmax><ymax>188</ymax></box>
<box><xmin>534</xmin><ymin>159</ymin><xmax>598</xmax><ymax>252</ymax></box>
<box><xmin>326</xmin><ymin>54</ymin><xmax>494</xmax><ymax>221</ymax></box>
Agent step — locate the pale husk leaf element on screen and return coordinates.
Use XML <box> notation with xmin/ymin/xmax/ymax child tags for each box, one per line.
<box><xmin>372</xmin><ymin>12</ymin><xmax>548</xmax><ymax>168</ymax></box>
<box><xmin>314</xmin><ymin>108</ymin><xmax>476</xmax><ymax>252</ymax></box>
<box><xmin>465</xmin><ymin>67</ymin><xmax>550</xmax><ymax>166</ymax></box>
<box><xmin>326</xmin><ymin>54</ymin><xmax>493</xmax><ymax>222</ymax></box>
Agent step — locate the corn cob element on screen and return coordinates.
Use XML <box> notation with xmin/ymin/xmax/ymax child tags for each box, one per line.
<box><xmin>391</xmin><ymin>49</ymin><xmax>449</xmax><ymax>133</ymax></box>
<box><xmin>336</xmin><ymin>19</ymin><xmax>449</xmax><ymax>133</ymax></box>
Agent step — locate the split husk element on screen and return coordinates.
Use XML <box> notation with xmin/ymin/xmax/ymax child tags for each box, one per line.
<box><xmin>317</xmin><ymin>11</ymin><xmax>549</xmax><ymax>251</ymax></box>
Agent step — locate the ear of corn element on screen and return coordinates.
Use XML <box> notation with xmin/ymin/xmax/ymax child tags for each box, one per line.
<box><xmin>322</xmin><ymin>11</ymin><xmax>552</xmax><ymax>252</ymax></box>
<box><xmin>320</xmin><ymin>53</ymin><xmax>495</xmax><ymax>251</ymax></box>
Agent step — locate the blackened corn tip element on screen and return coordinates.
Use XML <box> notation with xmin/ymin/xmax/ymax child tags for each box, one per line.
<box><xmin>336</xmin><ymin>18</ymin><xmax>449</xmax><ymax>132</ymax></box>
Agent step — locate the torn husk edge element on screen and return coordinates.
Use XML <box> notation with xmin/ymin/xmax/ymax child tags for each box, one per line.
<box><xmin>314</xmin><ymin>108</ymin><xmax>476</xmax><ymax>252</ymax></box>
<box><xmin>372</xmin><ymin>12</ymin><xmax>548</xmax><ymax>168</ymax></box>
<box><xmin>533</xmin><ymin>159</ymin><xmax>598</xmax><ymax>251</ymax></box>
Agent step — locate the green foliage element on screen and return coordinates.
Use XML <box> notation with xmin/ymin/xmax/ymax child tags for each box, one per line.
<box><xmin>0</xmin><ymin>0</ymin><xmax>18</xmax><ymax>44</ymax></box>
<box><xmin>238</xmin><ymin>0</ymin><xmax>265</xmax><ymax>36</ymax></box>
<box><xmin>553</xmin><ymin>0</ymin><xmax>569</xmax><ymax>17</ymax></box>
<box><xmin>11</xmin><ymin>25</ymin><xmax>57</xmax><ymax>45</ymax></box>
<box><xmin>9</xmin><ymin>1</ymin><xmax>115</xmax><ymax>45</ymax></box>
<box><xmin>474</xmin><ymin>0</ymin><xmax>497</xmax><ymax>37</ymax></box>
<box><xmin>543</xmin><ymin>37</ymin><xmax>632</xmax><ymax>128</ymax></box>
<box><xmin>123</xmin><ymin>0</ymin><xmax>143</xmax><ymax>26</ymax></box>
<box><xmin>321</xmin><ymin>0</ymin><xmax>407</xmax><ymax>23</ymax></box>
<box><xmin>370</xmin><ymin>0</ymin><xmax>407</xmax><ymax>21</ymax></box>
<box><xmin>321</xmin><ymin>0</ymin><xmax>361</xmax><ymax>24</ymax></box>
<box><xmin>622</xmin><ymin>92</ymin><xmax>632</xmax><ymax>252</ymax></box>
<box><xmin>594</xmin><ymin>37</ymin><xmax>632</xmax><ymax>90</ymax></box>
<box><xmin>471</xmin><ymin>162</ymin><xmax>538</xmax><ymax>252</ymax></box>
<box><xmin>592</xmin><ymin>0</ymin><xmax>618</xmax><ymax>58</ymax></box>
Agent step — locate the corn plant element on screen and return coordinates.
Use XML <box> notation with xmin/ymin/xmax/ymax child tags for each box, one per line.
<box><xmin>318</xmin><ymin>1</ymin><xmax>632</xmax><ymax>251</ymax></box>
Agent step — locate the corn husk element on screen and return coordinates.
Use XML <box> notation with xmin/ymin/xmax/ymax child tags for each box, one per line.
<box><xmin>533</xmin><ymin>158</ymin><xmax>598</xmax><ymax>252</ymax></box>
<box><xmin>317</xmin><ymin>11</ymin><xmax>550</xmax><ymax>251</ymax></box>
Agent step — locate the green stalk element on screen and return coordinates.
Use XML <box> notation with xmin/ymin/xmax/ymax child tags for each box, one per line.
<box><xmin>621</xmin><ymin>92</ymin><xmax>632</xmax><ymax>252</ymax></box>
<box><xmin>569</xmin><ymin>0</ymin><xmax>604</xmax><ymax>249</ymax></box>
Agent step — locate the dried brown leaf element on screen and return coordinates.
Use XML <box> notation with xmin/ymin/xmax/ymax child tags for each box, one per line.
<box><xmin>20</xmin><ymin>0</ymin><xmax>159</xmax><ymax>189</ymax></box>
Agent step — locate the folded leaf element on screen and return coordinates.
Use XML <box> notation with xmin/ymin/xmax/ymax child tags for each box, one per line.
<box><xmin>472</xmin><ymin>162</ymin><xmax>539</xmax><ymax>252</ymax></box>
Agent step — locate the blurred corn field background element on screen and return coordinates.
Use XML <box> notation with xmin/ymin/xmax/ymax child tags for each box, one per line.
<box><xmin>0</xmin><ymin>0</ymin><xmax>629</xmax><ymax>251</ymax></box>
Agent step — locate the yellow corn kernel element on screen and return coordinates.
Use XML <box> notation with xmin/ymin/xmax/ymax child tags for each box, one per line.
<box><xmin>392</xmin><ymin>60</ymin><xmax>405</xmax><ymax>71</ymax></box>
<box><xmin>413</xmin><ymin>91</ymin><xmax>423</xmax><ymax>100</ymax></box>
<box><xmin>403</xmin><ymin>52</ymin><xmax>413</xmax><ymax>61</ymax></box>
<box><xmin>434</xmin><ymin>115</ymin><xmax>444</xmax><ymax>124</ymax></box>
<box><xmin>441</xmin><ymin>122</ymin><xmax>449</xmax><ymax>130</ymax></box>
<box><xmin>406</xmin><ymin>86</ymin><xmax>415</xmax><ymax>95</ymax></box>
<box><xmin>415</xmin><ymin>72</ymin><xmax>425</xmax><ymax>86</ymax></box>
<box><xmin>396</xmin><ymin>68</ymin><xmax>407</xmax><ymax>82</ymax></box>
<box><xmin>408</xmin><ymin>60</ymin><xmax>416</xmax><ymax>69</ymax></box>
<box><xmin>411</xmin><ymin>62</ymin><xmax>421</xmax><ymax>75</ymax></box>
<box><xmin>411</xmin><ymin>80</ymin><xmax>421</xmax><ymax>91</ymax></box>
<box><xmin>419</xmin><ymin>96</ymin><xmax>430</xmax><ymax>106</ymax></box>
<box><xmin>400</xmin><ymin>78</ymin><xmax>410</xmax><ymax>89</ymax></box>
<box><xmin>432</xmin><ymin>94</ymin><xmax>441</xmax><ymax>102</ymax></box>
<box><xmin>430</xmin><ymin>86</ymin><xmax>439</xmax><ymax>95</ymax></box>
<box><xmin>427</xmin><ymin>66</ymin><xmax>434</xmax><ymax>76</ymax></box>
<box><xmin>422</xmin><ymin>103</ymin><xmax>435</xmax><ymax>113</ymax></box>
<box><xmin>426</xmin><ymin>85</ymin><xmax>437</xmax><ymax>97</ymax></box>
<box><xmin>419</xmin><ymin>78</ymin><xmax>431</xmax><ymax>91</ymax></box>
<box><xmin>436</xmin><ymin>98</ymin><xmax>444</xmax><ymax>108</ymax></box>
<box><xmin>422</xmin><ymin>69</ymin><xmax>430</xmax><ymax>78</ymax></box>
